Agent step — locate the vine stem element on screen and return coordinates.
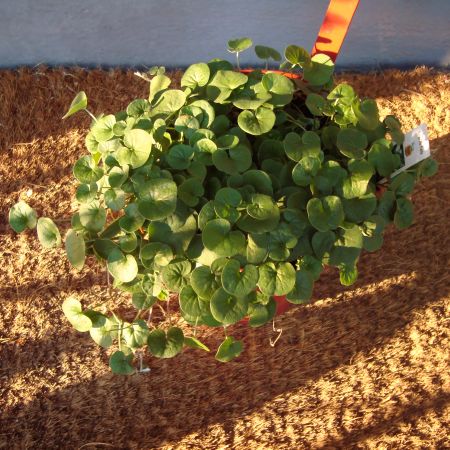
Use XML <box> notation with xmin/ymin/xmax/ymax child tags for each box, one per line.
<box><xmin>83</xmin><ymin>108</ymin><xmax>98</xmax><ymax>123</ymax></box>
<box><xmin>236</xmin><ymin>52</ymin><xmax>241</xmax><ymax>70</ymax></box>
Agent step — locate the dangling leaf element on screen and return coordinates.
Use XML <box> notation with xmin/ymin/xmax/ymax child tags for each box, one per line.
<box><xmin>215</xmin><ymin>336</ymin><xmax>243</xmax><ymax>362</ymax></box>
<box><xmin>37</xmin><ymin>218</ymin><xmax>61</xmax><ymax>248</ymax></box>
<box><xmin>109</xmin><ymin>351</ymin><xmax>135</xmax><ymax>375</ymax></box>
<box><xmin>65</xmin><ymin>229</ymin><xmax>86</xmax><ymax>270</ymax></box>
<box><xmin>62</xmin><ymin>297</ymin><xmax>92</xmax><ymax>332</ymax></box>
<box><xmin>147</xmin><ymin>327</ymin><xmax>184</xmax><ymax>358</ymax></box>
<box><xmin>9</xmin><ymin>201</ymin><xmax>37</xmax><ymax>233</ymax></box>
<box><xmin>255</xmin><ymin>45</ymin><xmax>281</xmax><ymax>61</ymax></box>
<box><xmin>184</xmin><ymin>336</ymin><xmax>210</xmax><ymax>352</ymax></box>
<box><xmin>62</xmin><ymin>91</ymin><xmax>87</xmax><ymax>119</ymax></box>
<box><xmin>227</xmin><ymin>37</ymin><xmax>253</xmax><ymax>53</ymax></box>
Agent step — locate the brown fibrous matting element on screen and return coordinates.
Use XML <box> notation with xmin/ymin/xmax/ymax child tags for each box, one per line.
<box><xmin>0</xmin><ymin>67</ymin><xmax>449</xmax><ymax>450</ymax></box>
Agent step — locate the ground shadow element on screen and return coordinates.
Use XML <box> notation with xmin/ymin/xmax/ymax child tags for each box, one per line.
<box><xmin>1</xmin><ymin>249</ymin><xmax>448</xmax><ymax>448</ymax></box>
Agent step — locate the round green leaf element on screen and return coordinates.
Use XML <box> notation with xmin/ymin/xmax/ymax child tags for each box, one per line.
<box><xmin>215</xmin><ymin>336</ymin><xmax>243</xmax><ymax>362</ymax></box>
<box><xmin>389</xmin><ymin>172</ymin><xmax>415</xmax><ymax>197</ymax></box>
<box><xmin>161</xmin><ymin>259</ymin><xmax>192</xmax><ymax>292</ymax></box>
<box><xmin>343</xmin><ymin>194</ymin><xmax>377</xmax><ymax>223</ymax></box>
<box><xmin>119</xmin><ymin>203</ymin><xmax>145</xmax><ymax>232</ymax></box>
<box><xmin>284</xmin><ymin>45</ymin><xmax>311</xmax><ymax>66</ymax></box>
<box><xmin>73</xmin><ymin>155</ymin><xmax>103</xmax><ymax>184</ymax></box>
<box><xmin>258</xmin><ymin>262</ymin><xmax>296</xmax><ymax>296</ymax></box>
<box><xmin>181</xmin><ymin>63</ymin><xmax>210</xmax><ymax>89</ymax></box>
<box><xmin>189</xmin><ymin>100</ymin><xmax>216</xmax><ymax>128</ymax></box>
<box><xmin>212</xmin><ymin>145</ymin><xmax>252</xmax><ymax>174</ymax></box>
<box><xmin>248</xmin><ymin>297</ymin><xmax>277</xmax><ymax>327</ymax></box>
<box><xmin>62</xmin><ymin>91</ymin><xmax>87</xmax><ymax>119</ymax></box>
<box><xmin>191</xmin><ymin>266</ymin><xmax>219</xmax><ymax>299</ymax></box>
<box><xmin>238</xmin><ymin>107</ymin><xmax>276</xmax><ymax>136</ymax></box>
<box><xmin>89</xmin><ymin>316</ymin><xmax>117</xmax><ymax>348</ymax></box>
<box><xmin>227</xmin><ymin>37</ymin><xmax>253</xmax><ymax>53</ymax></box>
<box><xmin>140</xmin><ymin>242</ymin><xmax>173</xmax><ymax>267</ymax></box>
<box><xmin>292</xmin><ymin>156</ymin><xmax>321</xmax><ymax>186</ymax></box>
<box><xmin>312</xmin><ymin>230</ymin><xmax>335</xmax><ymax>259</ymax></box>
<box><xmin>246</xmin><ymin>233</ymin><xmax>269</xmax><ymax>264</ymax></box>
<box><xmin>109</xmin><ymin>350</ymin><xmax>135</xmax><ymax>375</ymax></box>
<box><xmin>126</xmin><ymin>99</ymin><xmax>150</xmax><ymax>117</ymax></box>
<box><xmin>104</xmin><ymin>188</ymin><xmax>126</xmax><ymax>212</ymax></box>
<box><xmin>76</xmin><ymin>182</ymin><xmax>98</xmax><ymax>203</ymax></box>
<box><xmin>215</xmin><ymin>187</ymin><xmax>242</xmax><ymax>207</ymax></box>
<box><xmin>368</xmin><ymin>139</ymin><xmax>401</xmax><ymax>177</ymax></box>
<box><xmin>118</xmin><ymin>233</ymin><xmax>137</xmax><ymax>253</ymax></box>
<box><xmin>137</xmin><ymin>178</ymin><xmax>177</xmax><ymax>220</ymax></box>
<box><xmin>353</xmin><ymin>99</ymin><xmax>379</xmax><ymax>130</ymax></box>
<box><xmin>336</xmin><ymin>128</ymin><xmax>368</xmax><ymax>159</ymax></box>
<box><xmin>313</xmin><ymin>161</ymin><xmax>347</xmax><ymax>194</ymax></box>
<box><xmin>93</xmin><ymin>238</ymin><xmax>118</xmax><ymax>259</ymax></box>
<box><xmin>91</xmin><ymin>115</ymin><xmax>116</xmax><ymax>142</ymax></box>
<box><xmin>303</xmin><ymin>53</ymin><xmax>334</xmax><ymax>86</ymax></box>
<box><xmin>117</xmin><ymin>129</ymin><xmax>153</xmax><ymax>168</ymax></box>
<box><xmin>9</xmin><ymin>201</ymin><xmax>37</xmax><ymax>233</ymax></box>
<box><xmin>394</xmin><ymin>197</ymin><xmax>414</xmax><ymax>229</ymax></box>
<box><xmin>62</xmin><ymin>297</ymin><xmax>92</xmax><ymax>332</ymax></box>
<box><xmin>149</xmin><ymin>73</ymin><xmax>171</xmax><ymax>102</ymax></box>
<box><xmin>107</xmin><ymin>248</ymin><xmax>138</xmax><ymax>283</ymax></box>
<box><xmin>180</xmin><ymin>285</ymin><xmax>209</xmax><ymax>319</ymax></box>
<box><xmin>255</xmin><ymin>45</ymin><xmax>281</xmax><ymax>61</ymax></box>
<box><xmin>178</xmin><ymin>178</ymin><xmax>204</xmax><ymax>207</ymax></box>
<box><xmin>307</xmin><ymin>196</ymin><xmax>344</xmax><ymax>232</ymax></box>
<box><xmin>147</xmin><ymin>327</ymin><xmax>184</xmax><ymax>358</ymax></box>
<box><xmin>202</xmin><ymin>218</ymin><xmax>246</xmax><ymax>257</ymax></box>
<box><xmin>37</xmin><ymin>217</ymin><xmax>61</xmax><ymax>248</ymax></box>
<box><xmin>123</xmin><ymin>319</ymin><xmax>149</xmax><ymax>349</ymax></box>
<box><xmin>341</xmin><ymin>159</ymin><xmax>375</xmax><ymax>199</ymax></box>
<box><xmin>167</xmin><ymin>144</ymin><xmax>194</xmax><ymax>170</ymax></box>
<box><xmin>221</xmin><ymin>259</ymin><xmax>259</xmax><ymax>297</ymax></box>
<box><xmin>79</xmin><ymin>200</ymin><xmax>106</xmax><ymax>232</ymax></box>
<box><xmin>210</xmin><ymin>288</ymin><xmax>249</xmax><ymax>325</ymax></box>
<box><xmin>417</xmin><ymin>158</ymin><xmax>438</xmax><ymax>178</ymax></box>
<box><xmin>339</xmin><ymin>264</ymin><xmax>358</xmax><ymax>286</ymax></box>
<box><xmin>149</xmin><ymin>89</ymin><xmax>187</xmax><ymax>117</ymax></box>
<box><xmin>286</xmin><ymin>271</ymin><xmax>314</xmax><ymax>304</ymax></box>
<box><xmin>174</xmin><ymin>115</ymin><xmax>200</xmax><ymax>139</ymax></box>
<box><xmin>305</xmin><ymin>93</ymin><xmax>330</xmax><ymax>116</ymax></box>
<box><xmin>246</xmin><ymin>194</ymin><xmax>280</xmax><ymax>221</ymax></box>
<box><xmin>65</xmin><ymin>229</ymin><xmax>86</xmax><ymax>270</ymax></box>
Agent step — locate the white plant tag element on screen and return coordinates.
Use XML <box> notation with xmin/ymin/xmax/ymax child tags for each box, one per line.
<box><xmin>390</xmin><ymin>123</ymin><xmax>430</xmax><ymax>178</ymax></box>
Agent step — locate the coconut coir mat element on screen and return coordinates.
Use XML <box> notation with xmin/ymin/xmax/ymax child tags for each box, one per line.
<box><xmin>0</xmin><ymin>67</ymin><xmax>449</xmax><ymax>449</ymax></box>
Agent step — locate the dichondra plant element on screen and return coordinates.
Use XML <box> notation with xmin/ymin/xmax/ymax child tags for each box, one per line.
<box><xmin>9</xmin><ymin>38</ymin><xmax>438</xmax><ymax>374</ymax></box>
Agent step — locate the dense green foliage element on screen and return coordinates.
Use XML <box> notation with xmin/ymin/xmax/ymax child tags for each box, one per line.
<box><xmin>9</xmin><ymin>39</ymin><xmax>437</xmax><ymax>373</ymax></box>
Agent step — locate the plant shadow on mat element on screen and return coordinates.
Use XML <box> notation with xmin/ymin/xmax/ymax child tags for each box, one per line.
<box><xmin>2</xmin><ymin>127</ymin><xmax>449</xmax><ymax>446</ymax></box>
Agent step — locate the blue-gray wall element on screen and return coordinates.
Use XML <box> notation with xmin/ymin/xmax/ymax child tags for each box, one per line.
<box><xmin>1</xmin><ymin>0</ymin><xmax>449</xmax><ymax>69</ymax></box>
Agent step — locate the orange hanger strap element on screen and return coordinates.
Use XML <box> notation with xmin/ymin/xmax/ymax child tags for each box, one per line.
<box><xmin>311</xmin><ymin>0</ymin><xmax>360</xmax><ymax>62</ymax></box>
<box><xmin>239</xmin><ymin>68</ymin><xmax>301</xmax><ymax>79</ymax></box>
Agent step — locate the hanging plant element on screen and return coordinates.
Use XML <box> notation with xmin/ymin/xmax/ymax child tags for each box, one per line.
<box><xmin>9</xmin><ymin>38</ymin><xmax>438</xmax><ymax>373</ymax></box>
